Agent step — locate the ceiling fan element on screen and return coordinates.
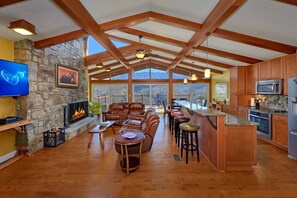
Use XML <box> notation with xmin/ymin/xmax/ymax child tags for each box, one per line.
<box><xmin>135</xmin><ymin>35</ymin><xmax>151</xmax><ymax>59</ymax></box>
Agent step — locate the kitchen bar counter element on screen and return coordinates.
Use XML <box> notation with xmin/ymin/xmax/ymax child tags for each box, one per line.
<box><xmin>175</xmin><ymin>101</ymin><xmax>257</xmax><ymax>172</ymax></box>
<box><xmin>176</xmin><ymin>101</ymin><xmax>258</xmax><ymax>126</ymax></box>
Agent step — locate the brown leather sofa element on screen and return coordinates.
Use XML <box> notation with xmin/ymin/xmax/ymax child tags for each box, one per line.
<box><xmin>104</xmin><ymin>102</ymin><xmax>145</xmax><ymax>125</ymax></box>
<box><xmin>115</xmin><ymin>110</ymin><xmax>160</xmax><ymax>154</ymax></box>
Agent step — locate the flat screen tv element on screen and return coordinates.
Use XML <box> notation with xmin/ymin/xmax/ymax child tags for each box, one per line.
<box><xmin>0</xmin><ymin>59</ymin><xmax>29</xmax><ymax>97</ymax></box>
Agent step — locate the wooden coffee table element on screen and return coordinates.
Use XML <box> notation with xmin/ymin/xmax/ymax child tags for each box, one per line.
<box><xmin>115</xmin><ymin>132</ymin><xmax>145</xmax><ymax>176</ymax></box>
<box><xmin>88</xmin><ymin>121</ymin><xmax>116</xmax><ymax>149</ymax></box>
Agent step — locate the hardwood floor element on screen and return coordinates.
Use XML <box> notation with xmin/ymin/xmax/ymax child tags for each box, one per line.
<box><xmin>0</xmin><ymin>116</ymin><xmax>297</xmax><ymax>198</ymax></box>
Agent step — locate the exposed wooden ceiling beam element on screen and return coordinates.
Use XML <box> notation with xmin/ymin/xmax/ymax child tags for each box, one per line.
<box><xmin>52</xmin><ymin>0</ymin><xmax>130</xmax><ymax>68</ymax></box>
<box><xmin>275</xmin><ymin>0</ymin><xmax>297</xmax><ymax>6</ymax></box>
<box><xmin>213</xmin><ymin>29</ymin><xmax>297</xmax><ymax>54</ymax></box>
<box><xmin>96</xmin><ymin>35</ymin><xmax>233</xmax><ymax>69</ymax></box>
<box><xmin>196</xmin><ymin>46</ymin><xmax>261</xmax><ymax>64</ymax></box>
<box><xmin>0</xmin><ymin>0</ymin><xmax>25</xmax><ymax>7</ymax></box>
<box><xmin>175</xmin><ymin>66</ymin><xmax>204</xmax><ymax>76</ymax></box>
<box><xmin>187</xmin><ymin>54</ymin><xmax>233</xmax><ymax>69</ymax></box>
<box><xmin>118</xmin><ymin>27</ymin><xmax>261</xmax><ymax>64</ymax></box>
<box><xmin>85</xmin><ymin>44</ymin><xmax>138</xmax><ymax>66</ymax></box>
<box><xmin>119</xmin><ymin>27</ymin><xmax>186</xmax><ymax>47</ymax></box>
<box><xmin>149</xmin><ymin>11</ymin><xmax>201</xmax><ymax>32</ymax></box>
<box><xmin>34</xmin><ymin>11</ymin><xmax>151</xmax><ymax>49</ymax></box>
<box><xmin>170</xmin><ymin>0</ymin><xmax>247</xmax><ymax>69</ymax></box>
<box><xmin>35</xmin><ymin>30</ymin><xmax>87</xmax><ymax>49</ymax></box>
<box><xmin>100</xmin><ymin>12</ymin><xmax>151</xmax><ymax>31</ymax></box>
<box><xmin>150</xmin><ymin>54</ymin><xmax>224</xmax><ymax>74</ymax></box>
<box><xmin>88</xmin><ymin>57</ymin><xmax>138</xmax><ymax>73</ymax></box>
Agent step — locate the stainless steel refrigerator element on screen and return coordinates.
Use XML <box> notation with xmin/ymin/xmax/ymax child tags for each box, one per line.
<box><xmin>288</xmin><ymin>78</ymin><xmax>297</xmax><ymax>159</ymax></box>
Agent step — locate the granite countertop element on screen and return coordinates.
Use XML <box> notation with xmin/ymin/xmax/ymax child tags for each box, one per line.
<box><xmin>224</xmin><ymin>114</ymin><xmax>258</xmax><ymax>126</ymax></box>
<box><xmin>175</xmin><ymin>100</ymin><xmax>226</xmax><ymax>116</ymax></box>
<box><xmin>175</xmin><ymin>101</ymin><xmax>258</xmax><ymax>126</ymax></box>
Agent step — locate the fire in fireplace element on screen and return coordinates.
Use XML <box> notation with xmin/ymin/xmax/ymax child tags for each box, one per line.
<box><xmin>64</xmin><ymin>100</ymin><xmax>88</xmax><ymax>127</ymax></box>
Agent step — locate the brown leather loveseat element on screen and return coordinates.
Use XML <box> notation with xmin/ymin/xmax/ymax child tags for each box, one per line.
<box><xmin>104</xmin><ymin>102</ymin><xmax>145</xmax><ymax>125</ymax></box>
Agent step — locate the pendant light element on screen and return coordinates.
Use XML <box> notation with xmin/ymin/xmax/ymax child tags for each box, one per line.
<box><xmin>183</xmin><ymin>78</ymin><xmax>188</xmax><ymax>84</ymax></box>
<box><xmin>204</xmin><ymin>36</ymin><xmax>211</xmax><ymax>79</ymax></box>
<box><xmin>136</xmin><ymin>35</ymin><xmax>145</xmax><ymax>59</ymax></box>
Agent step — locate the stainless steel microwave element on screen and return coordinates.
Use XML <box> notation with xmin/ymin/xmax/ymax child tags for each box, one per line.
<box><xmin>256</xmin><ymin>79</ymin><xmax>283</xmax><ymax>95</ymax></box>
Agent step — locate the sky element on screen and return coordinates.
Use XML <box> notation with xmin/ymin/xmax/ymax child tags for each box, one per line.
<box><xmin>88</xmin><ymin>36</ymin><xmax>129</xmax><ymax>55</ymax></box>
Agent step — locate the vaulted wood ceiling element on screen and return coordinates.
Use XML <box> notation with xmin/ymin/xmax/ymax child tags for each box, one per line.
<box><xmin>0</xmin><ymin>0</ymin><xmax>297</xmax><ymax>80</ymax></box>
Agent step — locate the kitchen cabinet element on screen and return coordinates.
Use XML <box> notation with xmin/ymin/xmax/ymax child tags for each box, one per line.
<box><xmin>258</xmin><ymin>61</ymin><xmax>270</xmax><ymax>80</ymax></box>
<box><xmin>270</xmin><ymin>57</ymin><xmax>283</xmax><ymax>80</ymax></box>
<box><xmin>283</xmin><ymin>53</ymin><xmax>297</xmax><ymax>95</ymax></box>
<box><xmin>246</xmin><ymin>63</ymin><xmax>258</xmax><ymax>94</ymax></box>
<box><xmin>237</xmin><ymin>106</ymin><xmax>249</xmax><ymax>120</ymax></box>
<box><xmin>258</xmin><ymin>58</ymin><xmax>283</xmax><ymax>81</ymax></box>
<box><xmin>272</xmin><ymin>114</ymin><xmax>288</xmax><ymax>148</ymax></box>
<box><xmin>230</xmin><ymin>67</ymin><xmax>251</xmax><ymax>107</ymax></box>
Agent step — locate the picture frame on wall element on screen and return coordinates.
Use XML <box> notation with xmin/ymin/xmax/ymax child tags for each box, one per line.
<box><xmin>56</xmin><ymin>64</ymin><xmax>79</xmax><ymax>88</ymax></box>
<box><xmin>215</xmin><ymin>82</ymin><xmax>228</xmax><ymax>98</ymax></box>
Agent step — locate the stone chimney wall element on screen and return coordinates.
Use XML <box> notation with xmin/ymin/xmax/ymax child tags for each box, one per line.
<box><xmin>14</xmin><ymin>39</ymin><xmax>87</xmax><ymax>152</ymax></box>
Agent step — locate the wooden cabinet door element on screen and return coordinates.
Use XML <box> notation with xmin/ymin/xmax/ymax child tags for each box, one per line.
<box><xmin>230</xmin><ymin>67</ymin><xmax>237</xmax><ymax>95</ymax></box>
<box><xmin>237</xmin><ymin>107</ymin><xmax>248</xmax><ymax>120</ymax></box>
<box><xmin>272</xmin><ymin>115</ymin><xmax>288</xmax><ymax>148</ymax></box>
<box><xmin>283</xmin><ymin>54</ymin><xmax>297</xmax><ymax>95</ymax></box>
<box><xmin>258</xmin><ymin>61</ymin><xmax>270</xmax><ymax>80</ymax></box>
<box><xmin>270</xmin><ymin>57</ymin><xmax>283</xmax><ymax>80</ymax></box>
<box><xmin>246</xmin><ymin>64</ymin><xmax>258</xmax><ymax>94</ymax></box>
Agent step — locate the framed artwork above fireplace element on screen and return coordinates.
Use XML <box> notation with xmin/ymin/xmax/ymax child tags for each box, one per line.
<box><xmin>56</xmin><ymin>64</ymin><xmax>79</xmax><ymax>88</ymax></box>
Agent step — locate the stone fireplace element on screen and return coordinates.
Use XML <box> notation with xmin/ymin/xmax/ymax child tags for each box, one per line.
<box><xmin>64</xmin><ymin>100</ymin><xmax>88</xmax><ymax>127</ymax></box>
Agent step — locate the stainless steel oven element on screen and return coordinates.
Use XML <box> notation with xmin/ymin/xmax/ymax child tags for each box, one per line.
<box><xmin>248</xmin><ymin>109</ymin><xmax>272</xmax><ymax>140</ymax></box>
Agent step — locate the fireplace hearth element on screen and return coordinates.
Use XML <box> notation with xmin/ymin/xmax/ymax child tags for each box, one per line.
<box><xmin>64</xmin><ymin>100</ymin><xmax>88</xmax><ymax>127</ymax></box>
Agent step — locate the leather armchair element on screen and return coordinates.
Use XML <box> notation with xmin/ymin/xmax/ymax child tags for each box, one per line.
<box><xmin>115</xmin><ymin>112</ymin><xmax>160</xmax><ymax>154</ymax></box>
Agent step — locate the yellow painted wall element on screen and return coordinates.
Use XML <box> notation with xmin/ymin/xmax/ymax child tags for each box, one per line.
<box><xmin>211</xmin><ymin>70</ymin><xmax>230</xmax><ymax>103</ymax></box>
<box><xmin>0</xmin><ymin>37</ymin><xmax>17</xmax><ymax>157</ymax></box>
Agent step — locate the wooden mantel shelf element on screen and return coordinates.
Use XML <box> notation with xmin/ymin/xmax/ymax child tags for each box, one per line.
<box><xmin>0</xmin><ymin>119</ymin><xmax>32</xmax><ymax>132</ymax></box>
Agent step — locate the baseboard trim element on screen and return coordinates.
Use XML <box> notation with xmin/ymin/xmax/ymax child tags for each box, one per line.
<box><xmin>0</xmin><ymin>150</ymin><xmax>17</xmax><ymax>164</ymax></box>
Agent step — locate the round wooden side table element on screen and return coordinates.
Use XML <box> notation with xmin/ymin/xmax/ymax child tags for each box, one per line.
<box><xmin>115</xmin><ymin>132</ymin><xmax>145</xmax><ymax>176</ymax></box>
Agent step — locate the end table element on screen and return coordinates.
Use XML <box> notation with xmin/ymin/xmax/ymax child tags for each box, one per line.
<box><xmin>115</xmin><ymin>132</ymin><xmax>145</xmax><ymax>176</ymax></box>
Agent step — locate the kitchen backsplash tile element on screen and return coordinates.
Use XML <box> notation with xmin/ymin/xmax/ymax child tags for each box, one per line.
<box><xmin>256</xmin><ymin>95</ymin><xmax>288</xmax><ymax>111</ymax></box>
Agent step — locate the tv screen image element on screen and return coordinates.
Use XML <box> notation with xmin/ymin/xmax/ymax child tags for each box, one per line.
<box><xmin>0</xmin><ymin>59</ymin><xmax>29</xmax><ymax>96</ymax></box>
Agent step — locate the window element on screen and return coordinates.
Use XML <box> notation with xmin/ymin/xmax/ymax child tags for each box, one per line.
<box><xmin>173</xmin><ymin>72</ymin><xmax>189</xmax><ymax>79</ymax></box>
<box><xmin>92</xmin><ymin>84</ymin><xmax>128</xmax><ymax>104</ymax></box>
<box><xmin>151</xmin><ymin>68</ymin><xmax>168</xmax><ymax>79</ymax></box>
<box><xmin>111</xmin><ymin>73</ymin><xmax>128</xmax><ymax>80</ymax></box>
<box><xmin>173</xmin><ymin>83</ymin><xmax>209</xmax><ymax>103</ymax></box>
<box><xmin>132</xmin><ymin>68</ymin><xmax>150</xmax><ymax>79</ymax></box>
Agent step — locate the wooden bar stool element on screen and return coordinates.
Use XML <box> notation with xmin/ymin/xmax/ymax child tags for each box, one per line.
<box><xmin>170</xmin><ymin>111</ymin><xmax>184</xmax><ymax>135</ymax></box>
<box><xmin>168</xmin><ymin>109</ymin><xmax>179</xmax><ymax>131</ymax></box>
<box><xmin>179</xmin><ymin>123</ymin><xmax>200</xmax><ymax>164</ymax></box>
<box><xmin>174</xmin><ymin>116</ymin><xmax>190</xmax><ymax>147</ymax></box>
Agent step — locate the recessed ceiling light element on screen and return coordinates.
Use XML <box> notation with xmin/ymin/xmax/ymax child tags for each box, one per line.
<box><xmin>105</xmin><ymin>68</ymin><xmax>111</xmax><ymax>72</ymax></box>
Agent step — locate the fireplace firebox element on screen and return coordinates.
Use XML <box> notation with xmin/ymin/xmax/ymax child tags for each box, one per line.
<box><xmin>64</xmin><ymin>100</ymin><xmax>88</xmax><ymax>127</ymax></box>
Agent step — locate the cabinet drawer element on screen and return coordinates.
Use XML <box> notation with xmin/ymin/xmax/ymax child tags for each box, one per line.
<box><xmin>273</xmin><ymin>114</ymin><xmax>288</xmax><ymax>122</ymax></box>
